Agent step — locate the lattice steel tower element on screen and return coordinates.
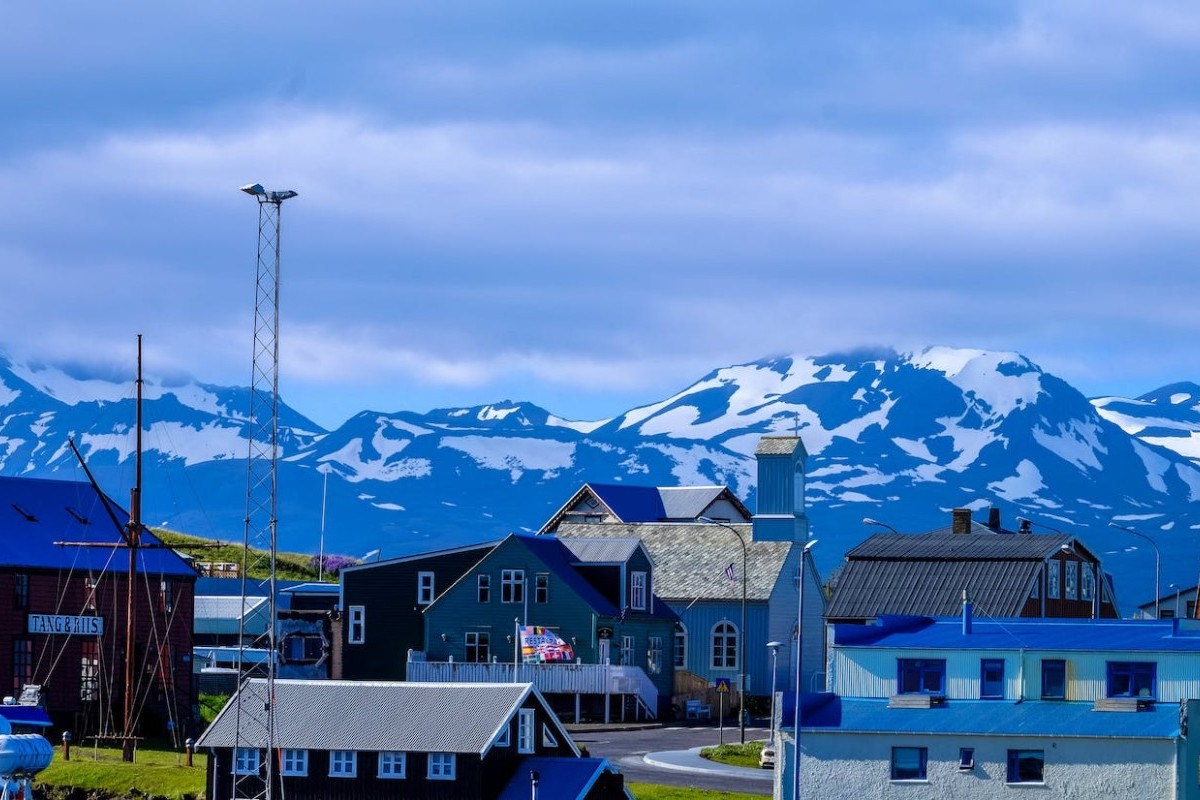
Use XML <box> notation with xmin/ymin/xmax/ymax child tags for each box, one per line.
<box><xmin>234</xmin><ymin>183</ymin><xmax>297</xmax><ymax>800</ymax></box>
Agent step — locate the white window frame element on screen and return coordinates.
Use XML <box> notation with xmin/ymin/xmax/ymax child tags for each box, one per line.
<box><xmin>496</xmin><ymin>725</ymin><xmax>510</xmax><ymax>747</ymax></box>
<box><xmin>377</xmin><ymin>751</ymin><xmax>406</xmax><ymax>779</ymax></box>
<box><xmin>1065</xmin><ymin>561</ymin><xmax>1078</xmax><ymax>600</ymax></box>
<box><xmin>428</xmin><ymin>752</ymin><xmax>456</xmax><ymax>780</ymax></box>
<box><xmin>542</xmin><ymin>723</ymin><xmax>559</xmax><ymax>748</ymax></box>
<box><xmin>1081</xmin><ymin>563</ymin><xmax>1096</xmax><ymax>600</ymax></box>
<box><xmin>329</xmin><ymin>750</ymin><xmax>357</xmax><ymax>778</ymax></box>
<box><xmin>674</xmin><ymin>624</ymin><xmax>687</xmax><ymax>668</ymax></box>
<box><xmin>1047</xmin><ymin>561</ymin><xmax>1061</xmax><ymax>600</ymax></box>
<box><xmin>648</xmin><ymin>635</ymin><xmax>663</xmax><ymax>675</ymax></box>
<box><xmin>466</xmin><ymin>631</ymin><xmax>490</xmax><ymax>663</ymax></box>
<box><xmin>348</xmin><ymin>605</ymin><xmax>365</xmax><ymax>644</ymax></box>
<box><xmin>711</xmin><ymin>622</ymin><xmax>738</xmax><ymax>669</ymax></box>
<box><xmin>417</xmin><ymin>572</ymin><xmax>435</xmax><ymax>605</ymax></box>
<box><xmin>518</xmin><ymin>708</ymin><xmax>536</xmax><ymax>753</ymax></box>
<box><xmin>501</xmin><ymin>569</ymin><xmax>525</xmax><ymax>604</ymax></box>
<box><xmin>280</xmin><ymin>749</ymin><xmax>308</xmax><ymax>776</ymax></box>
<box><xmin>534</xmin><ymin>573</ymin><xmax>550</xmax><ymax>604</ymax></box>
<box><xmin>477</xmin><ymin>574</ymin><xmax>491</xmax><ymax>603</ymax></box>
<box><xmin>631</xmin><ymin>571</ymin><xmax>647</xmax><ymax>610</ymax></box>
<box><xmin>233</xmin><ymin>747</ymin><xmax>261</xmax><ymax>775</ymax></box>
<box><xmin>620</xmin><ymin>635</ymin><xmax>634</xmax><ymax>666</ymax></box>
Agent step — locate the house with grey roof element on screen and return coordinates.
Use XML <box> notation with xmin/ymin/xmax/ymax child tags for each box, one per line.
<box><xmin>827</xmin><ymin>507</ymin><xmax>1119</xmax><ymax>624</ymax></box>
<box><xmin>540</xmin><ymin>483</ymin><xmax>752</xmax><ymax>530</ymax></box>
<box><xmin>197</xmin><ymin>679</ymin><xmax>632</xmax><ymax>800</ymax></box>
<box><xmin>541</xmin><ymin>436</ymin><xmax>826</xmax><ymax>714</ymax></box>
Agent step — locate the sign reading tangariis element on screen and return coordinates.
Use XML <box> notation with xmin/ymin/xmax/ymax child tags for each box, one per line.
<box><xmin>27</xmin><ymin>614</ymin><xmax>104</xmax><ymax>636</ymax></box>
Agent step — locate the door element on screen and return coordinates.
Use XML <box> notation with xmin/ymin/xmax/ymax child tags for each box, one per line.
<box><xmin>598</xmin><ymin>639</ymin><xmax>611</xmax><ymax>665</ymax></box>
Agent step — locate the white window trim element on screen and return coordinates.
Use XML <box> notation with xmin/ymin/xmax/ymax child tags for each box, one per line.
<box><xmin>542</xmin><ymin>723</ymin><xmax>559</xmax><ymax>748</ymax></box>
<box><xmin>477</xmin><ymin>574</ymin><xmax>490</xmax><ymax>603</ymax></box>
<box><xmin>711</xmin><ymin>621</ymin><xmax>738</xmax><ymax>670</ymax></box>
<box><xmin>496</xmin><ymin>725</ymin><xmax>510</xmax><ymax>747</ymax></box>
<box><xmin>518</xmin><ymin>708</ymin><xmax>536</xmax><ymax>754</ymax></box>
<box><xmin>428</xmin><ymin>752</ymin><xmax>456</xmax><ymax>780</ymax></box>
<box><xmin>348</xmin><ymin>605</ymin><xmax>366</xmax><ymax>644</ymax></box>
<box><xmin>674</xmin><ymin>624</ymin><xmax>688</xmax><ymax>668</ymax></box>
<box><xmin>377</xmin><ymin>751</ymin><xmax>406</xmax><ymax>779</ymax></box>
<box><xmin>501</xmin><ymin>569</ymin><xmax>525</xmax><ymax>604</ymax></box>
<box><xmin>329</xmin><ymin>750</ymin><xmax>357</xmax><ymax>778</ymax></box>
<box><xmin>280</xmin><ymin>749</ymin><xmax>308</xmax><ymax>777</ymax></box>
<box><xmin>631</xmin><ymin>571</ymin><xmax>647</xmax><ymax>610</ymax></box>
<box><xmin>233</xmin><ymin>747</ymin><xmax>261</xmax><ymax>775</ymax></box>
<box><xmin>418</xmin><ymin>572</ymin><xmax>435</xmax><ymax>605</ymax></box>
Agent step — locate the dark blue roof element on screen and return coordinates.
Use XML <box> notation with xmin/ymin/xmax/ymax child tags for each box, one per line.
<box><xmin>496</xmin><ymin>757</ymin><xmax>614</xmax><ymax>800</ymax></box>
<box><xmin>588</xmin><ymin>484</ymin><xmax>666</xmax><ymax>522</ymax></box>
<box><xmin>784</xmin><ymin>694</ymin><xmax>1179</xmax><ymax>739</ymax></box>
<box><xmin>0</xmin><ymin>705</ymin><xmax>52</xmax><ymax>728</ymax></box>
<box><xmin>834</xmin><ymin>615</ymin><xmax>1200</xmax><ymax>653</ymax></box>
<box><xmin>0</xmin><ymin>477</ymin><xmax>195</xmax><ymax>577</ymax></box>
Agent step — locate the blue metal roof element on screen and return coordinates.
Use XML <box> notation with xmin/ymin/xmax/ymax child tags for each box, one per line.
<box><xmin>783</xmin><ymin>694</ymin><xmax>1180</xmax><ymax>739</ymax></box>
<box><xmin>0</xmin><ymin>477</ymin><xmax>195</xmax><ymax>577</ymax></box>
<box><xmin>587</xmin><ymin>484</ymin><xmax>666</xmax><ymax>522</ymax></box>
<box><xmin>834</xmin><ymin>614</ymin><xmax>1200</xmax><ymax>653</ymax></box>
<box><xmin>496</xmin><ymin>758</ymin><xmax>615</xmax><ymax>800</ymax></box>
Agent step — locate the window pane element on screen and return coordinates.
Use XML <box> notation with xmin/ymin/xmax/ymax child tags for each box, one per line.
<box><xmin>891</xmin><ymin>747</ymin><xmax>927</xmax><ymax>780</ymax></box>
<box><xmin>981</xmin><ymin>659</ymin><xmax>1004</xmax><ymax>699</ymax></box>
<box><xmin>1041</xmin><ymin>660</ymin><xmax>1066</xmax><ymax>699</ymax></box>
<box><xmin>1008</xmin><ymin>749</ymin><xmax>1044</xmax><ymax>783</ymax></box>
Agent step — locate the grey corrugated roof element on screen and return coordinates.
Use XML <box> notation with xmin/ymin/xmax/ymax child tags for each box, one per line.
<box><xmin>555</xmin><ymin>522</ymin><xmax>793</xmax><ymax>602</ymax></box>
<box><xmin>847</xmin><ymin>532</ymin><xmax>1071</xmax><ymax>560</ymax></box>
<box><xmin>755</xmin><ymin>436</ymin><xmax>804</xmax><ymax>456</ymax></box>
<box><xmin>558</xmin><ymin>537</ymin><xmax>643</xmax><ymax>564</ymax></box>
<box><xmin>657</xmin><ymin>486</ymin><xmax>724</xmax><ymax>519</ymax></box>
<box><xmin>827</xmin><ymin>558</ymin><xmax>1042</xmax><ymax>619</ymax></box>
<box><xmin>197</xmin><ymin>680</ymin><xmax>539</xmax><ymax>753</ymax></box>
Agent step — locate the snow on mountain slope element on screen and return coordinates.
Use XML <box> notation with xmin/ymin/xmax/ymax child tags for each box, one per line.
<box><xmin>1094</xmin><ymin>382</ymin><xmax>1200</xmax><ymax>461</ymax></box>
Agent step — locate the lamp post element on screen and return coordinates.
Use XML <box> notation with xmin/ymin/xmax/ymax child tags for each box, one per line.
<box><xmin>767</xmin><ymin>641</ymin><xmax>782</xmax><ymax>744</ymax></box>
<box><xmin>1109</xmin><ymin>522</ymin><xmax>1161</xmax><ymax>619</ymax></box>
<box><xmin>793</xmin><ymin>538</ymin><xmax>818</xmax><ymax>800</ymax></box>
<box><xmin>862</xmin><ymin>517</ymin><xmax>899</xmax><ymax>534</ymax></box>
<box><xmin>697</xmin><ymin>516</ymin><xmax>748</xmax><ymax>744</ymax></box>
<box><xmin>1170</xmin><ymin>583</ymin><xmax>1180</xmax><ymax>618</ymax></box>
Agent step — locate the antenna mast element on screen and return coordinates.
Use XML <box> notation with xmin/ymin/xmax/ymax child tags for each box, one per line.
<box><xmin>234</xmin><ymin>183</ymin><xmax>297</xmax><ymax>800</ymax></box>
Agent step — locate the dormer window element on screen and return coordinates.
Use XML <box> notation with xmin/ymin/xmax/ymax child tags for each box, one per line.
<box><xmin>630</xmin><ymin>572</ymin><xmax>647</xmax><ymax>611</ymax></box>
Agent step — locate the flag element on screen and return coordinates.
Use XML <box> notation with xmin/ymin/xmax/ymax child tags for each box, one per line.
<box><xmin>724</xmin><ymin>562</ymin><xmax>736</xmax><ymax>585</ymax></box>
<box><xmin>519</xmin><ymin>626</ymin><xmax>574</xmax><ymax>663</ymax></box>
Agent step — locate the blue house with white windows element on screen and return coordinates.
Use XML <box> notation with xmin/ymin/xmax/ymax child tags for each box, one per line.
<box><xmin>776</xmin><ymin>607</ymin><xmax>1200</xmax><ymax>799</ymax></box>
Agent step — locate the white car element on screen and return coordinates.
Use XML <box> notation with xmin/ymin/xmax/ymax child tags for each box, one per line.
<box><xmin>759</xmin><ymin>740</ymin><xmax>776</xmax><ymax>769</ymax></box>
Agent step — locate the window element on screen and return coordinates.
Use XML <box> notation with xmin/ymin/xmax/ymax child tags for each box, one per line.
<box><xmin>959</xmin><ymin>748</ymin><xmax>975</xmax><ymax>770</ymax></box>
<box><xmin>1161</xmin><ymin>609</ymin><xmax>1176</xmax><ymax>619</ymax></box>
<box><xmin>534</xmin><ymin>574</ymin><xmax>549</xmax><ymax>604</ymax></box>
<box><xmin>281</xmin><ymin>749</ymin><xmax>308</xmax><ymax>776</ymax></box>
<box><xmin>477</xmin><ymin>574</ymin><xmax>491</xmax><ymax>603</ymax></box>
<box><xmin>890</xmin><ymin>747</ymin><xmax>927</xmax><ymax>781</ymax></box>
<box><xmin>465</xmin><ymin>632</ymin><xmax>490</xmax><ymax>663</ymax></box>
<box><xmin>1048</xmin><ymin>561</ymin><xmax>1060</xmax><ymax>599</ymax></box>
<box><xmin>542</xmin><ymin>724</ymin><xmax>559</xmax><ymax>747</ymax></box>
<box><xmin>12</xmin><ymin>639</ymin><xmax>31</xmax><ymax>696</ymax></box>
<box><xmin>281</xmin><ymin>634</ymin><xmax>325</xmax><ymax>664</ymax></box>
<box><xmin>1190</xmin><ymin>601</ymin><xmax>1197</xmax><ymax>619</ymax></box>
<box><xmin>501</xmin><ymin>570</ymin><xmax>524</xmax><ymax>604</ymax></box>
<box><xmin>980</xmin><ymin>658</ymin><xmax>1005</xmax><ymax>699</ymax></box>
<box><xmin>673</xmin><ymin>625</ymin><xmax>687</xmax><ymax>668</ymax></box>
<box><xmin>1065</xmin><ymin>561</ymin><xmax>1078</xmax><ymax>600</ymax></box>
<box><xmin>329</xmin><ymin>750</ymin><xmax>357</xmax><ymax>778</ymax></box>
<box><xmin>1030</xmin><ymin>575</ymin><xmax>1040</xmax><ymax>599</ymax></box>
<box><xmin>897</xmin><ymin>659</ymin><xmax>946</xmax><ymax>695</ymax></box>
<box><xmin>13</xmin><ymin>574</ymin><xmax>27</xmax><ymax>610</ymax></box>
<box><xmin>80</xmin><ymin>640</ymin><xmax>99</xmax><ymax>701</ymax></box>
<box><xmin>518</xmin><ymin>708</ymin><xmax>535</xmax><ymax>753</ymax></box>
<box><xmin>234</xmin><ymin>748</ymin><xmax>261</xmax><ymax>775</ymax></box>
<box><xmin>417</xmin><ymin>572</ymin><xmax>435</xmax><ymax>605</ymax></box>
<box><xmin>160</xmin><ymin>578</ymin><xmax>174</xmax><ymax>614</ymax></box>
<box><xmin>620</xmin><ymin>635</ymin><xmax>634</xmax><ymax>666</ymax></box>
<box><xmin>1007</xmin><ymin>749</ymin><xmax>1044</xmax><ymax>783</ymax></box>
<box><xmin>377</xmin><ymin>752</ymin><xmax>406</xmax><ymax>779</ymax></box>
<box><xmin>348</xmin><ymin>606</ymin><xmax>365</xmax><ymax>644</ymax></box>
<box><xmin>1107</xmin><ymin>661</ymin><xmax>1156</xmax><ymax>698</ymax></box>
<box><xmin>630</xmin><ymin>571</ymin><xmax>647</xmax><ymax>610</ymax></box>
<box><xmin>711</xmin><ymin>622</ymin><xmax>738</xmax><ymax>669</ymax></box>
<box><xmin>495</xmin><ymin>725</ymin><xmax>510</xmax><ymax>747</ymax></box>
<box><xmin>428</xmin><ymin>752</ymin><xmax>456</xmax><ymax>780</ymax></box>
<box><xmin>1041</xmin><ymin>659</ymin><xmax>1066</xmax><ymax>700</ymax></box>
<box><xmin>1081</xmin><ymin>564</ymin><xmax>1095</xmax><ymax>601</ymax></box>
<box><xmin>648</xmin><ymin>636</ymin><xmax>663</xmax><ymax>675</ymax></box>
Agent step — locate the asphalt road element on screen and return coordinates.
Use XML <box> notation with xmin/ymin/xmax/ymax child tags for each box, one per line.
<box><xmin>570</xmin><ymin>723</ymin><xmax>774</xmax><ymax>796</ymax></box>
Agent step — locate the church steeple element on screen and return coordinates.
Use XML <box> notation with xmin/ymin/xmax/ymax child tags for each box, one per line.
<box><xmin>751</xmin><ymin>436</ymin><xmax>809</xmax><ymax>542</ymax></box>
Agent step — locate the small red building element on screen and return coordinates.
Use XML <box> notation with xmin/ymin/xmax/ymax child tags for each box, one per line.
<box><xmin>0</xmin><ymin>476</ymin><xmax>196</xmax><ymax>739</ymax></box>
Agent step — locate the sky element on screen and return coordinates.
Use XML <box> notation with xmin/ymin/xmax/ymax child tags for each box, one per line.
<box><xmin>2</xmin><ymin>2</ymin><xmax>1199</xmax><ymax>430</ymax></box>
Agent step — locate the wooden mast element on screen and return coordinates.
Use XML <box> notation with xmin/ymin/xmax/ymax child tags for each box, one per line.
<box><xmin>120</xmin><ymin>334</ymin><xmax>144</xmax><ymax>762</ymax></box>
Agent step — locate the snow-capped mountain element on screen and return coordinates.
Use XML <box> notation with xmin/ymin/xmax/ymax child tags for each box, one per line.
<box><xmin>1</xmin><ymin>347</ymin><xmax>1197</xmax><ymax>605</ymax></box>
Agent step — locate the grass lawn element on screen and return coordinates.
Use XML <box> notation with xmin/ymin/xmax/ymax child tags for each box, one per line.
<box><xmin>628</xmin><ymin>784</ymin><xmax>766</xmax><ymax>800</ymax></box>
<box><xmin>699</xmin><ymin>740</ymin><xmax>764</xmax><ymax>769</ymax></box>
<box><xmin>39</xmin><ymin>742</ymin><xmax>206</xmax><ymax>800</ymax></box>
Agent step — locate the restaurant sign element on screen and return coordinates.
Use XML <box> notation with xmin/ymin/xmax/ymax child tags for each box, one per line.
<box><xmin>27</xmin><ymin>614</ymin><xmax>104</xmax><ymax>636</ymax></box>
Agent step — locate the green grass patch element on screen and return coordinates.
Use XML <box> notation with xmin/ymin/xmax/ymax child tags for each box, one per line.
<box><xmin>39</xmin><ymin>742</ymin><xmax>206</xmax><ymax>800</ymax></box>
<box><xmin>699</xmin><ymin>740</ymin><xmax>764</xmax><ymax>769</ymax></box>
<box><xmin>153</xmin><ymin>528</ymin><xmax>328</xmax><ymax>582</ymax></box>
<box><xmin>628</xmin><ymin>784</ymin><xmax>765</xmax><ymax>800</ymax></box>
<box><xmin>198</xmin><ymin>693</ymin><xmax>230</xmax><ymax>725</ymax></box>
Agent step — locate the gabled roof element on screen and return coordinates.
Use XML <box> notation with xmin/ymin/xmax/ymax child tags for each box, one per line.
<box><xmin>497</xmin><ymin>758</ymin><xmax>628</xmax><ymax>800</ymax></box>
<box><xmin>554</xmin><ymin>522</ymin><xmax>795</xmax><ymax>602</ymax></box>
<box><xmin>0</xmin><ymin>476</ymin><xmax>195</xmax><ymax>577</ymax></box>
<box><xmin>538</xmin><ymin>483</ymin><xmax>752</xmax><ymax>532</ymax></box>
<box><xmin>198</xmin><ymin>680</ymin><xmax>576</xmax><ymax>755</ymax></box>
<box><xmin>828</xmin><ymin>531</ymin><xmax>1079</xmax><ymax>619</ymax></box>
<box><xmin>339</xmin><ymin>540</ymin><xmax>499</xmax><ymax>576</ymax></box>
<box><xmin>559</xmin><ymin>537</ymin><xmax>648</xmax><ymax>565</ymax></box>
<box><xmin>193</xmin><ymin>596</ymin><xmax>269</xmax><ymax>636</ymax></box>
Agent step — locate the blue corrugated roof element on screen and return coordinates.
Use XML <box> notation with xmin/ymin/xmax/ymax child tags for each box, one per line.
<box><xmin>587</xmin><ymin>484</ymin><xmax>666</xmax><ymax>522</ymax></box>
<box><xmin>834</xmin><ymin>615</ymin><xmax>1200</xmax><ymax>653</ymax></box>
<box><xmin>783</xmin><ymin>694</ymin><xmax>1179</xmax><ymax>739</ymax></box>
<box><xmin>496</xmin><ymin>758</ymin><xmax>612</xmax><ymax>800</ymax></box>
<box><xmin>0</xmin><ymin>477</ymin><xmax>195</xmax><ymax>577</ymax></box>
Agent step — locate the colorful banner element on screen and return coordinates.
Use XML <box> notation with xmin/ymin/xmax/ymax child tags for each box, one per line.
<box><xmin>520</xmin><ymin>626</ymin><xmax>574</xmax><ymax>663</ymax></box>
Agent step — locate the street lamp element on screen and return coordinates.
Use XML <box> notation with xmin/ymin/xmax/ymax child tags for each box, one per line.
<box><xmin>862</xmin><ymin>517</ymin><xmax>899</xmax><ymax>533</ymax></box>
<box><xmin>767</xmin><ymin>641</ymin><xmax>782</xmax><ymax>744</ymax></box>
<box><xmin>1170</xmin><ymin>583</ymin><xmax>1181</xmax><ymax>618</ymax></box>
<box><xmin>1109</xmin><ymin>522</ymin><xmax>1161</xmax><ymax>620</ymax></box>
<box><xmin>793</xmin><ymin>538</ymin><xmax>818</xmax><ymax>800</ymax></box>
<box><xmin>697</xmin><ymin>516</ymin><xmax>748</xmax><ymax>744</ymax></box>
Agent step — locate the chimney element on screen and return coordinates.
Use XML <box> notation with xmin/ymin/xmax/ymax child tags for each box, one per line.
<box><xmin>952</xmin><ymin>508</ymin><xmax>973</xmax><ymax>535</ymax></box>
<box><xmin>987</xmin><ymin>507</ymin><xmax>1001</xmax><ymax>531</ymax></box>
<box><xmin>1018</xmin><ymin>518</ymin><xmax>1033</xmax><ymax>535</ymax></box>
<box><xmin>962</xmin><ymin>589</ymin><xmax>973</xmax><ymax>635</ymax></box>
